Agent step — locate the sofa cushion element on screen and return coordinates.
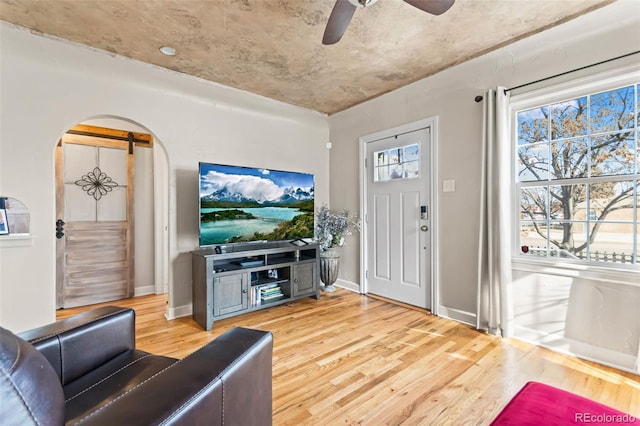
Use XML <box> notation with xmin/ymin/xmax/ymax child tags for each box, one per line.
<box><xmin>68</xmin><ymin>327</ymin><xmax>272</xmax><ymax>425</ymax></box>
<box><xmin>0</xmin><ymin>327</ymin><xmax>65</xmax><ymax>426</ymax></box>
<box><xmin>20</xmin><ymin>306</ymin><xmax>136</xmax><ymax>384</ymax></box>
<box><xmin>64</xmin><ymin>349</ymin><xmax>177</xmax><ymax>424</ymax></box>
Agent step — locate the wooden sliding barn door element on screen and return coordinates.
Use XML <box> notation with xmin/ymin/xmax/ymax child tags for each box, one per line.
<box><xmin>55</xmin><ymin>130</ymin><xmax>135</xmax><ymax>308</ymax></box>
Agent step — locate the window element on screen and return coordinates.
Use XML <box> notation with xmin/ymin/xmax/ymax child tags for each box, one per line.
<box><xmin>374</xmin><ymin>143</ymin><xmax>419</xmax><ymax>182</ymax></box>
<box><xmin>515</xmin><ymin>83</ymin><xmax>639</xmax><ymax>266</ymax></box>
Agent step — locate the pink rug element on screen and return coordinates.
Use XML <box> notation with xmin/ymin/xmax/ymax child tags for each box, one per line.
<box><xmin>491</xmin><ymin>381</ymin><xmax>638</xmax><ymax>425</ymax></box>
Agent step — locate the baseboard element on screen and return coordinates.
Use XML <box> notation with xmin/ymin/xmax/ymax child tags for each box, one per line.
<box><xmin>134</xmin><ymin>285</ymin><xmax>155</xmax><ymax>297</ymax></box>
<box><xmin>335</xmin><ymin>278</ymin><xmax>360</xmax><ymax>293</ymax></box>
<box><xmin>513</xmin><ymin>325</ymin><xmax>639</xmax><ymax>374</ymax></box>
<box><xmin>153</xmin><ymin>284</ymin><xmax>169</xmax><ymax>295</ymax></box>
<box><xmin>165</xmin><ymin>303</ymin><xmax>192</xmax><ymax>320</ymax></box>
<box><xmin>437</xmin><ymin>305</ymin><xmax>477</xmax><ymax>327</ymax></box>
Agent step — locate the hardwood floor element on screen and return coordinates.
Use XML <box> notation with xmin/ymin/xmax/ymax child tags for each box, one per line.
<box><xmin>57</xmin><ymin>289</ymin><xmax>640</xmax><ymax>425</ymax></box>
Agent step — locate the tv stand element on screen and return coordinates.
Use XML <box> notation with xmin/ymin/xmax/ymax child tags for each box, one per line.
<box><xmin>191</xmin><ymin>241</ymin><xmax>320</xmax><ymax>330</ymax></box>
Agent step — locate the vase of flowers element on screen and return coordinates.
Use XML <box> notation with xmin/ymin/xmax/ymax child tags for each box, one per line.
<box><xmin>314</xmin><ymin>205</ymin><xmax>360</xmax><ymax>292</ymax></box>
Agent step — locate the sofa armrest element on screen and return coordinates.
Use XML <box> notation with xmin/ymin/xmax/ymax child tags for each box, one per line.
<box><xmin>18</xmin><ymin>306</ymin><xmax>135</xmax><ymax>384</ymax></box>
<box><xmin>71</xmin><ymin>327</ymin><xmax>273</xmax><ymax>426</ymax></box>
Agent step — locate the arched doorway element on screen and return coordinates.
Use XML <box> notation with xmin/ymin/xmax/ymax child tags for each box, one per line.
<box><xmin>55</xmin><ymin>116</ymin><xmax>169</xmax><ymax>308</ymax></box>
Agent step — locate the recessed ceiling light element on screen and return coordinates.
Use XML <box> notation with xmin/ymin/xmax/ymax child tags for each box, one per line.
<box><xmin>159</xmin><ymin>46</ymin><xmax>176</xmax><ymax>56</ymax></box>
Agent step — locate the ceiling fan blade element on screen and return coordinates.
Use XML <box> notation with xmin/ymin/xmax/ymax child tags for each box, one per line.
<box><xmin>403</xmin><ymin>0</ymin><xmax>455</xmax><ymax>16</ymax></box>
<box><xmin>322</xmin><ymin>0</ymin><xmax>357</xmax><ymax>45</ymax></box>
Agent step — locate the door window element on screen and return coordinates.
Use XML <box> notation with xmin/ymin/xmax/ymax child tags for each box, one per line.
<box><xmin>374</xmin><ymin>143</ymin><xmax>420</xmax><ymax>182</ymax></box>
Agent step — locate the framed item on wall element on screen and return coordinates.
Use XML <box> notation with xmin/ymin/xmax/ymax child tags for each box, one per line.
<box><xmin>0</xmin><ymin>208</ymin><xmax>8</xmax><ymax>235</ymax></box>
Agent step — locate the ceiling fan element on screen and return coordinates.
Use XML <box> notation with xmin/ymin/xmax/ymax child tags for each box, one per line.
<box><xmin>322</xmin><ymin>0</ymin><xmax>455</xmax><ymax>45</ymax></box>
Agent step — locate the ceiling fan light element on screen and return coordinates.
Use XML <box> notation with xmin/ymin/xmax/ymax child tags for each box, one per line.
<box><xmin>348</xmin><ymin>0</ymin><xmax>378</xmax><ymax>8</ymax></box>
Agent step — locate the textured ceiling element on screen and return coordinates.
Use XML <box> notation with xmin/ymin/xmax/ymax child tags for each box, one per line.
<box><xmin>0</xmin><ymin>0</ymin><xmax>612</xmax><ymax>115</ymax></box>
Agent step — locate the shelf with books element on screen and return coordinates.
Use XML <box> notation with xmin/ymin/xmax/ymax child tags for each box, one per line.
<box><xmin>260</xmin><ymin>284</ymin><xmax>286</xmax><ymax>304</ymax></box>
<box><xmin>250</xmin><ymin>282</ymin><xmax>284</xmax><ymax>307</ymax></box>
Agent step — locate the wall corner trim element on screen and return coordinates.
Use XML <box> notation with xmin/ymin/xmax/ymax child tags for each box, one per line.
<box><xmin>335</xmin><ymin>279</ymin><xmax>360</xmax><ymax>293</ymax></box>
<box><xmin>165</xmin><ymin>303</ymin><xmax>192</xmax><ymax>320</ymax></box>
<box><xmin>437</xmin><ymin>305</ymin><xmax>477</xmax><ymax>327</ymax></box>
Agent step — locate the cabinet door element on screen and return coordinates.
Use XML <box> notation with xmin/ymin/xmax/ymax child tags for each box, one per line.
<box><xmin>292</xmin><ymin>262</ymin><xmax>316</xmax><ymax>296</ymax></box>
<box><xmin>213</xmin><ymin>273</ymin><xmax>248</xmax><ymax>316</ymax></box>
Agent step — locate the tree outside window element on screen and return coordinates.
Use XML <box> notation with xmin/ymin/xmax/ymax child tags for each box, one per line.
<box><xmin>516</xmin><ymin>84</ymin><xmax>639</xmax><ymax>265</ymax></box>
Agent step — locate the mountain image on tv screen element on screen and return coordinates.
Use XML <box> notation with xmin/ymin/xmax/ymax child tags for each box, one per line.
<box><xmin>199</xmin><ymin>163</ymin><xmax>315</xmax><ymax>246</ymax></box>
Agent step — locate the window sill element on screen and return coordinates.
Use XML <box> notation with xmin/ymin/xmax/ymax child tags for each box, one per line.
<box><xmin>511</xmin><ymin>256</ymin><xmax>640</xmax><ymax>288</ymax></box>
<box><xmin>0</xmin><ymin>234</ymin><xmax>33</xmax><ymax>247</ymax></box>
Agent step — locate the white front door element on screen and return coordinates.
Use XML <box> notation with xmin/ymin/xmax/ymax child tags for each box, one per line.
<box><xmin>365</xmin><ymin>127</ymin><xmax>431</xmax><ymax>309</ymax></box>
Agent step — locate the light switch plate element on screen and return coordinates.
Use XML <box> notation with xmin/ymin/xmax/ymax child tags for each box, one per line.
<box><xmin>443</xmin><ymin>179</ymin><xmax>456</xmax><ymax>192</ymax></box>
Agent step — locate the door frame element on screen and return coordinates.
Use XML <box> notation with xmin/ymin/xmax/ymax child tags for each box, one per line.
<box><xmin>359</xmin><ymin>116</ymin><xmax>439</xmax><ymax>314</ymax></box>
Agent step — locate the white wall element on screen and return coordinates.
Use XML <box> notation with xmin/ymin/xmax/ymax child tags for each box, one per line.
<box><xmin>328</xmin><ymin>1</ymin><xmax>640</xmax><ymax>370</ymax></box>
<box><xmin>0</xmin><ymin>23</ymin><xmax>329</xmax><ymax>332</ymax></box>
<box><xmin>512</xmin><ymin>266</ymin><xmax>640</xmax><ymax>372</ymax></box>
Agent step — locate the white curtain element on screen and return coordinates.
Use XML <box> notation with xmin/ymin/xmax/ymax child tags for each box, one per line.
<box><xmin>477</xmin><ymin>87</ymin><xmax>513</xmax><ymax>337</ymax></box>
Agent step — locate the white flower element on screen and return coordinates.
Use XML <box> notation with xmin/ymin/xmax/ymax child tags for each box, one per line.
<box><xmin>314</xmin><ymin>204</ymin><xmax>360</xmax><ymax>252</ymax></box>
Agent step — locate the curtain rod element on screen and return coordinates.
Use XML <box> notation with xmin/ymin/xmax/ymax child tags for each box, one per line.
<box><xmin>504</xmin><ymin>50</ymin><xmax>640</xmax><ymax>93</ymax></box>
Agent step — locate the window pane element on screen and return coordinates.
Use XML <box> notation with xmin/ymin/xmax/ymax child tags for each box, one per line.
<box><xmin>589</xmin><ymin>222</ymin><xmax>634</xmax><ymax>263</ymax></box>
<box><xmin>519</xmin><ymin>221</ymin><xmax>548</xmax><ymax>257</ymax></box>
<box><xmin>376</xmin><ymin>165</ymin><xmax>389</xmax><ymax>181</ymax></box>
<box><xmin>517</xmin><ymin>143</ymin><xmax>549</xmax><ymax>181</ymax></box>
<box><xmin>550</xmin><ymin>184</ymin><xmax>587</xmax><ymax>220</ymax></box>
<box><xmin>636</xmin><ymin>179</ymin><xmax>640</xmax><ymax>212</ymax></box>
<box><xmin>590</xmin><ymin>131</ymin><xmax>635</xmax><ymax>177</ymax></box>
<box><xmin>591</xmin><ymin>85</ymin><xmax>635</xmax><ymax>133</ymax></box>
<box><xmin>637</xmin><ymin>130</ymin><xmax>639</xmax><ymax>174</ymax></box>
<box><xmin>376</xmin><ymin>151</ymin><xmax>388</xmax><ymax>166</ymax></box>
<box><xmin>403</xmin><ymin>161</ymin><xmax>419</xmax><ymax>179</ymax></box>
<box><xmin>403</xmin><ymin>144</ymin><xmax>419</xmax><ymax>162</ymax></box>
<box><xmin>551</xmin><ymin>97</ymin><xmax>587</xmax><ymax>139</ymax></box>
<box><xmin>549</xmin><ymin>221</ymin><xmax>587</xmax><ymax>260</ymax></box>
<box><xmin>520</xmin><ymin>187</ymin><xmax>548</xmax><ymax>220</ymax></box>
<box><xmin>517</xmin><ymin>107</ymin><xmax>548</xmax><ymax>145</ymax></box>
<box><xmin>549</xmin><ymin>138</ymin><xmax>588</xmax><ymax>179</ymax></box>
<box><xmin>635</xmin><ymin>223</ymin><xmax>640</xmax><ymax>263</ymax></box>
<box><xmin>389</xmin><ymin>149</ymin><xmax>401</xmax><ymax>164</ymax></box>
<box><xmin>389</xmin><ymin>164</ymin><xmax>402</xmax><ymax>179</ymax></box>
<box><xmin>589</xmin><ymin>180</ymin><xmax>635</xmax><ymax>222</ymax></box>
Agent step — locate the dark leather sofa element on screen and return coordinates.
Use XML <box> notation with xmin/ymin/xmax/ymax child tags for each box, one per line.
<box><xmin>0</xmin><ymin>306</ymin><xmax>273</xmax><ymax>425</ymax></box>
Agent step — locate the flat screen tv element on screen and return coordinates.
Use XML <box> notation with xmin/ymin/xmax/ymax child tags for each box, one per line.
<box><xmin>199</xmin><ymin>162</ymin><xmax>315</xmax><ymax>247</ymax></box>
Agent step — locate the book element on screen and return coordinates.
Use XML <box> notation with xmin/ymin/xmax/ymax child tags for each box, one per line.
<box><xmin>238</xmin><ymin>259</ymin><xmax>264</xmax><ymax>267</ymax></box>
<box><xmin>261</xmin><ymin>293</ymin><xmax>285</xmax><ymax>302</ymax></box>
<box><xmin>259</xmin><ymin>283</ymin><xmax>279</xmax><ymax>290</ymax></box>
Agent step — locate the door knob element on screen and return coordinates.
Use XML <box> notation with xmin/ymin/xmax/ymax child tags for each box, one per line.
<box><xmin>420</xmin><ymin>225</ymin><xmax>429</xmax><ymax>232</ymax></box>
